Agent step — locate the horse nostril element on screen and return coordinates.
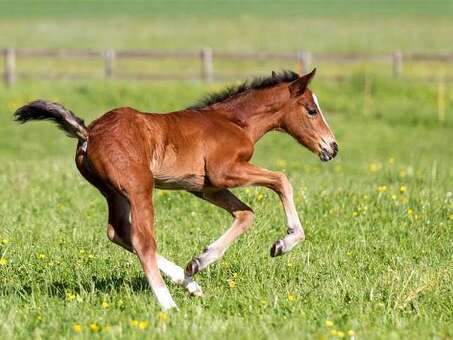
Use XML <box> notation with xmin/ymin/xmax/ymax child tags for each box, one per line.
<box><xmin>331</xmin><ymin>142</ymin><xmax>338</xmax><ymax>152</ymax></box>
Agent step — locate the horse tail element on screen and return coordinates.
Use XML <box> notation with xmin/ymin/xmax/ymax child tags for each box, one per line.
<box><xmin>14</xmin><ymin>100</ymin><xmax>88</xmax><ymax>141</ymax></box>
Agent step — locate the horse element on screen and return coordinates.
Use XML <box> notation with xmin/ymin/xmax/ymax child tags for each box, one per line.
<box><xmin>14</xmin><ymin>68</ymin><xmax>338</xmax><ymax>310</ymax></box>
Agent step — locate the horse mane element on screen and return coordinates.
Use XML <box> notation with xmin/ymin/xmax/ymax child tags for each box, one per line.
<box><xmin>189</xmin><ymin>70</ymin><xmax>299</xmax><ymax>109</ymax></box>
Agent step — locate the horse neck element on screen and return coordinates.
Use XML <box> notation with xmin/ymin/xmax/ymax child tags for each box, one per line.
<box><xmin>212</xmin><ymin>86</ymin><xmax>289</xmax><ymax>144</ymax></box>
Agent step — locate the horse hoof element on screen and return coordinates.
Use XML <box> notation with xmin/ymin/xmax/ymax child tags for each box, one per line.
<box><xmin>185</xmin><ymin>258</ymin><xmax>201</xmax><ymax>276</ymax></box>
<box><xmin>186</xmin><ymin>280</ymin><xmax>203</xmax><ymax>297</ymax></box>
<box><xmin>270</xmin><ymin>240</ymin><xmax>284</xmax><ymax>257</ymax></box>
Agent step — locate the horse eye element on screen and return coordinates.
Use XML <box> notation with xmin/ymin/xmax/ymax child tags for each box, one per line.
<box><xmin>307</xmin><ymin>108</ymin><xmax>317</xmax><ymax>116</ymax></box>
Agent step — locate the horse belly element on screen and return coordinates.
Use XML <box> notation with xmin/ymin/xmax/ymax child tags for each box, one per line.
<box><xmin>154</xmin><ymin>173</ymin><xmax>205</xmax><ymax>191</ymax></box>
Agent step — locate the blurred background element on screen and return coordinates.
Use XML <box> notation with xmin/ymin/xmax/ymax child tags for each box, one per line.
<box><xmin>0</xmin><ymin>1</ymin><xmax>452</xmax><ymax>338</ymax></box>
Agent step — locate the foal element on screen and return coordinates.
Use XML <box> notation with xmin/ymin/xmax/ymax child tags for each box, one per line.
<box><xmin>15</xmin><ymin>69</ymin><xmax>337</xmax><ymax>310</ymax></box>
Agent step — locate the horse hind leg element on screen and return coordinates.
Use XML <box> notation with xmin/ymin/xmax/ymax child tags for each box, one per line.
<box><xmin>105</xmin><ymin>190</ymin><xmax>203</xmax><ymax>296</ymax></box>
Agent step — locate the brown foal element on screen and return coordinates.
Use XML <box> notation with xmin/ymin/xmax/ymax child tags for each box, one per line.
<box><xmin>15</xmin><ymin>69</ymin><xmax>337</xmax><ymax>310</ymax></box>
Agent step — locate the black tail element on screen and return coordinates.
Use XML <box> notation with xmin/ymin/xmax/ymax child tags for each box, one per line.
<box><xmin>14</xmin><ymin>100</ymin><xmax>88</xmax><ymax>141</ymax></box>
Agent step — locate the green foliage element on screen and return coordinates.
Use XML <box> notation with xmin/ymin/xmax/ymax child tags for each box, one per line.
<box><xmin>0</xmin><ymin>77</ymin><xmax>452</xmax><ymax>339</ymax></box>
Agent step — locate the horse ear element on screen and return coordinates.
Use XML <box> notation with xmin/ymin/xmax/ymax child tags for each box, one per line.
<box><xmin>271</xmin><ymin>71</ymin><xmax>277</xmax><ymax>78</ymax></box>
<box><xmin>289</xmin><ymin>68</ymin><xmax>316</xmax><ymax>97</ymax></box>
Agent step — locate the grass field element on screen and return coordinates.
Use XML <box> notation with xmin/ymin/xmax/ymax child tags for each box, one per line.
<box><xmin>0</xmin><ymin>1</ymin><xmax>453</xmax><ymax>339</ymax></box>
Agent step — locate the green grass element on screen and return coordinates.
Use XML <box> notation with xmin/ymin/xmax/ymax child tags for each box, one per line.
<box><xmin>0</xmin><ymin>1</ymin><xmax>452</xmax><ymax>339</ymax></box>
<box><xmin>0</xmin><ymin>77</ymin><xmax>452</xmax><ymax>339</ymax></box>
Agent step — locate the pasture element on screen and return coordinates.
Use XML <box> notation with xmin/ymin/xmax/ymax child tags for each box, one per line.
<box><xmin>0</xmin><ymin>1</ymin><xmax>452</xmax><ymax>339</ymax></box>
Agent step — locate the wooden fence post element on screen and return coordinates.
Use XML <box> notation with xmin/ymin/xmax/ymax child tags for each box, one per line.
<box><xmin>104</xmin><ymin>49</ymin><xmax>115</xmax><ymax>79</ymax></box>
<box><xmin>392</xmin><ymin>51</ymin><xmax>403</xmax><ymax>78</ymax></box>
<box><xmin>4</xmin><ymin>48</ymin><xmax>16</xmax><ymax>86</ymax></box>
<box><xmin>201</xmin><ymin>47</ymin><xmax>213</xmax><ymax>83</ymax></box>
<box><xmin>297</xmin><ymin>51</ymin><xmax>312</xmax><ymax>75</ymax></box>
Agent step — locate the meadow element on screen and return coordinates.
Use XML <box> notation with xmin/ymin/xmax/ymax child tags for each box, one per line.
<box><xmin>0</xmin><ymin>1</ymin><xmax>452</xmax><ymax>339</ymax></box>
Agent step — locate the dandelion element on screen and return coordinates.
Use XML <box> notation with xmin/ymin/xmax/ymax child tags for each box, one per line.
<box><xmin>73</xmin><ymin>324</ymin><xmax>82</xmax><ymax>333</ymax></box>
<box><xmin>287</xmin><ymin>293</ymin><xmax>297</xmax><ymax>301</ymax></box>
<box><xmin>368</xmin><ymin>162</ymin><xmax>381</xmax><ymax>172</ymax></box>
<box><xmin>130</xmin><ymin>319</ymin><xmax>139</xmax><ymax>327</ymax></box>
<box><xmin>260</xmin><ymin>299</ymin><xmax>267</xmax><ymax>305</ymax></box>
<box><xmin>37</xmin><ymin>253</ymin><xmax>46</xmax><ymax>260</ymax></box>
<box><xmin>377</xmin><ymin>185</ymin><xmax>387</xmax><ymax>193</ymax></box>
<box><xmin>138</xmin><ymin>320</ymin><xmax>149</xmax><ymax>330</ymax></box>
<box><xmin>257</xmin><ymin>193</ymin><xmax>264</xmax><ymax>201</ymax></box>
<box><xmin>330</xmin><ymin>329</ymin><xmax>339</xmax><ymax>336</ymax></box>
<box><xmin>391</xmin><ymin>194</ymin><xmax>397</xmax><ymax>201</ymax></box>
<box><xmin>228</xmin><ymin>279</ymin><xmax>237</xmax><ymax>288</ymax></box>
<box><xmin>2</xmin><ymin>239</ymin><xmax>9</xmax><ymax>245</ymax></box>
<box><xmin>348</xmin><ymin>330</ymin><xmax>355</xmax><ymax>336</ymax></box>
<box><xmin>407</xmin><ymin>208</ymin><xmax>414</xmax><ymax>216</ymax></box>
<box><xmin>66</xmin><ymin>291</ymin><xmax>76</xmax><ymax>301</ymax></box>
<box><xmin>352</xmin><ymin>211</ymin><xmax>358</xmax><ymax>217</ymax></box>
<box><xmin>325</xmin><ymin>320</ymin><xmax>334</xmax><ymax>327</ymax></box>
<box><xmin>337</xmin><ymin>331</ymin><xmax>345</xmax><ymax>338</ymax></box>
<box><xmin>400</xmin><ymin>185</ymin><xmax>407</xmax><ymax>193</ymax></box>
<box><xmin>101</xmin><ymin>301</ymin><xmax>109</xmax><ymax>309</ymax></box>
<box><xmin>158</xmin><ymin>311</ymin><xmax>169</xmax><ymax>322</ymax></box>
<box><xmin>89</xmin><ymin>323</ymin><xmax>100</xmax><ymax>333</ymax></box>
<box><xmin>0</xmin><ymin>258</ymin><xmax>7</xmax><ymax>266</ymax></box>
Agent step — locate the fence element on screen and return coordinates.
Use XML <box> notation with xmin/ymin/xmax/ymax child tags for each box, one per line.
<box><xmin>3</xmin><ymin>48</ymin><xmax>453</xmax><ymax>86</ymax></box>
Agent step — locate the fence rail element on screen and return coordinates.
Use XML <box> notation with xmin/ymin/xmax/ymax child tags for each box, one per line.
<box><xmin>3</xmin><ymin>48</ymin><xmax>453</xmax><ymax>86</ymax></box>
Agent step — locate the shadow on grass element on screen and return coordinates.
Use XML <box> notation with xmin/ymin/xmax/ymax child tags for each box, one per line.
<box><xmin>1</xmin><ymin>275</ymin><xmax>150</xmax><ymax>299</ymax></box>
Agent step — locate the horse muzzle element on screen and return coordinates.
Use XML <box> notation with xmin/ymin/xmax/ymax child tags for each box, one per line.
<box><xmin>319</xmin><ymin>141</ymin><xmax>338</xmax><ymax>162</ymax></box>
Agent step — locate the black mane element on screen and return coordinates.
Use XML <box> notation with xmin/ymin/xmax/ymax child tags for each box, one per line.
<box><xmin>189</xmin><ymin>70</ymin><xmax>299</xmax><ymax>109</ymax></box>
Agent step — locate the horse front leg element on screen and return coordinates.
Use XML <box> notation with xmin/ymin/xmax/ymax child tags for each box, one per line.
<box><xmin>213</xmin><ymin>162</ymin><xmax>305</xmax><ymax>257</ymax></box>
<box><xmin>185</xmin><ymin>190</ymin><xmax>254</xmax><ymax>277</ymax></box>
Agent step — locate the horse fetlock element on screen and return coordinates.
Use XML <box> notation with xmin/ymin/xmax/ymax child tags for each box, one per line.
<box><xmin>185</xmin><ymin>257</ymin><xmax>201</xmax><ymax>276</ymax></box>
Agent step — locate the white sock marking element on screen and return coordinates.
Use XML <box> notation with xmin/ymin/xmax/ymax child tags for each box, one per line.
<box><xmin>153</xmin><ymin>286</ymin><xmax>177</xmax><ymax>311</ymax></box>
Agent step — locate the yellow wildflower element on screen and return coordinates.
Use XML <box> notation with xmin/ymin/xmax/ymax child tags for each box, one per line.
<box><xmin>337</xmin><ymin>331</ymin><xmax>345</xmax><ymax>338</ymax></box>
<box><xmin>388</xmin><ymin>157</ymin><xmax>395</xmax><ymax>165</ymax></box>
<box><xmin>449</xmin><ymin>214</ymin><xmax>453</xmax><ymax>221</ymax></box>
<box><xmin>66</xmin><ymin>292</ymin><xmax>76</xmax><ymax>301</ymax></box>
<box><xmin>400</xmin><ymin>185</ymin><xmax>407</xmax><ymax>193</ymax></box>
<box><xmin>377</xmin><ymin>185</ymin><xmax>387</xmax><ymax>193</ymax></box>
<box><xmin>73</xmin><ymin>324</ymin><xmax>82</xmax><ymax>333</ymax></box>
<box><xmin>90</xmin><ymin>323</ymin><xmax>100</xmax><ymax>333</ymax></box>
<box><xmin>369</xmin><ymin>162</ymin><xmax>381</xmax><ymax>172</ymax></box>
<box><xmin>330</xmin><ymin>329</ymin><xmax>339</xmax><ymax>336</ymax></box>
<box><xmin>399</xmin><ymin>170</ymin><xmax>407</xmax><ymax>178</ymax></box>
<box><xmin>407</xmin><ymin>208</ymin><xmax>414</xmax><ymax>216</ymax></box>
<box><xmin>37</xmin><ymin>254</ymin><xmax>46</xmax><ymax>260</ymax></box>
<box><xmin>0</xmin><ymin>258</ymin><xmax>7</xmax><ymax>266</ymax></box>
<box><xmin>257</xmin><ymin>193</ymin><xmax>264</xmax><ymax>201</ymax></box>
<box><xmin>101</xmin><ymin>301</ymin><xmax>109</xmax><ymax>309</ymax></box>
<box><xmin>2</xmin><ymin>239</ymin><xmax>9</xmax><ymax>244</ymax></box>
<box><xmin>228</xmin><ymin>279</ymin><xmax>237</xmax><ymax>288</ymax></box>
<box><xmin>158</xmin><ymin>311</ymin><xmax>169</xmax><ymax>322</ymax></box>
<box><xmin>352</xmin><ymin>211</ymin><xmax>358</xmax><ymax>217</ymax></box>
<box><xmin>138</xmin><ymin>320</ymin><xmax>149</xmax><ymax>330</ymax></box>
<box><xmin>325</xmin><ymin>320</ymin><xmax>334</xmax><ymax>327</ymax></box>
<box><xmin>130</xmin><ymin>319</ymin><xmax>139</xmax><ymax>327</ymax></box>
<box><xmin>391</xmin><ymin>194</ymin><xmax>397</xmax><ymax>200</ymax></box>
<box><xmin>348</xmin><ymin>330</ymin><xmax>355</xmax><ymax>336</ymax></box>
<box><xmin>287</xmin><ymin>293</ymin><xmax>296</xmax><ymax>301</ymax></box>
